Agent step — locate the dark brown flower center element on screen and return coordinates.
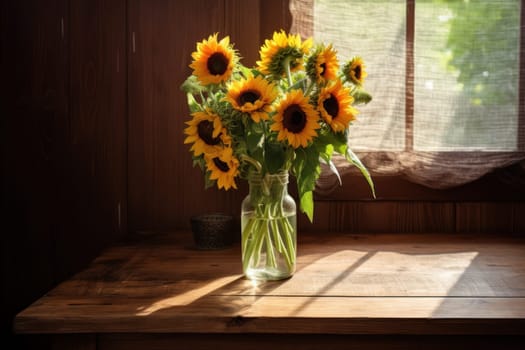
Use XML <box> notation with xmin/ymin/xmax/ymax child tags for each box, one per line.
<box><xmin>323</xmin><ymin>94</ymin><xmax>339</xmax><ymax>118</ymax></box>
<box><xmin>353</xmin><ymin>65</ymin><xmax>361</xmax><ymax>80</ymax></box>
<box><xmin>320</xmin><ymin>63</ymin><xmax>326</xmax><ymax>76</ymax></box>
<box><xmin>207</xmin><ymin>52</ymin><xmax>229</xmax><ymax>75</ymax></box>
<box><xmin>283</xmin><ymin>104</ymin><xmax>307</xmax><ymax>133</ymax></box>
<box><xmin>213</xmin><ymin>157</ymin><xmax>230</xmax><ymax>172</ymax></box>
<box><xmin>238</xmin><ymin>90</ymin><xmax>260</xmax><ymax>106</ymax></box>
<box><xmin>197</xmin><ymin>120</ymin><xmax>221</xmax><ymax>145</ymax></box>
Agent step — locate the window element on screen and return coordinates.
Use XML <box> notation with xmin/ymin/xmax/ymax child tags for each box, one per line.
<box><xmin>290</xmin><ymin>0</ymin><xmax>525</xmax><ymax>196</ymax></box>
<box><xmin>413</xmin><ymin>0</ymin><xmax>519</xmax><ymax>151</ymax></box>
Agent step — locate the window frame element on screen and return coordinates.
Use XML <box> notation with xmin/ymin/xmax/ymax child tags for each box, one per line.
<box><xmin>263</xmin><ymin>0</ymin><xmax>525</xmax><ymax>201</ymax></box>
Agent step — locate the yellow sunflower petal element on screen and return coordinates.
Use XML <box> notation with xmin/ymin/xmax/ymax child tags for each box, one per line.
<box><xmin>189</xmin><ymin>33</ymin><xmax>237</xmax><ymax>85</ymax></box>
<box><xmin>343</xmin><ymin>56</ymin><xmax>367</xmax><ymax>86</ymax></box>
<box><xmin>271</xmin><ymin>90</ymin><xmax>320</xmax><ymax>148</ymax></box>
<box><xmin>224</xmin><ymin>74</ymin><xmax>277</xmax><ymax>123</ymax></box>
<box><xmin>306</xmin><ymin>44</ymin><xmax>339</xmax><ymax>84</ymax></box>
<box><xmin>257</xmin><ymin>30</ymin><xmax>311</xmax><ymax>77</ymax></box>
<box><xmin>205</xmin><ymin>149</ymin><xmax>239</xmax><ymax>190</ymax></box>
<box><xmin>184</xmin><ymin>110</ymin><xmax>227</xmax><ymax>157</ymax></box>
<box><xmin>318</xmin><ymin>80</ymin><xmax>357</xmax><ymax>133</ymax></box>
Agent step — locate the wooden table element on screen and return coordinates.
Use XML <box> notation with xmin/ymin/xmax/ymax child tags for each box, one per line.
<box><xmin>14</xmin><ymin>232</ymin><xmax>525</xmax><ymax>349</ymax></box>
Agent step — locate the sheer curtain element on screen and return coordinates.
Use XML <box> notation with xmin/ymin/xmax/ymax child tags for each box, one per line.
<box><xmin>290</xmin><ymin>0</ymin><xmax>525</xmax><ymax>192</ymax></box>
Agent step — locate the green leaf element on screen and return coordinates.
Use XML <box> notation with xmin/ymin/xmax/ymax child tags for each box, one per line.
<box><xmin>204</xmin><ymin>171</ymin><xmax>215</xmax><ymax>190</ymax></box>
<box><xmin>296</xmin><ymin>148</ymin><xmax>319</xmax><ymax>195</ymax></box>
<box><xmin>346</xmin><ymin>148</ymin><xmax>376</xmax><ymax>198</ymax></box>
<box><xmin>180</xmin><ymin>75</ymin><xmax>204</xmax><ymax>95</ymax></box>
<box><xmin>186</xmin><ymin>93</ymin><xmax>201</xmax><ymax>113</ymax></box>
<box><xmin>239</xmin><ymin>64</ymin><xmax>252</xmax><ymax>79</ymax></box>
<box><xmin>265</xmin><ymin>142</ymin><xmax>286</xmax><ymax>173</ymax></box>
<box><xmin>288</xmin><ymin>77</ymin><xmax>308</xmax><ymax>91</ymax></box>
<box><xmin>246</xmin><ymin>129</ymin><xmax>264</xmax><ymax>153</ymax></box>
<box><xmin>313</xmin><ymin>136</ymin><xmax>333</xmax><ymax>163</ymax></box>
<box><xmin>192</xmin><ymin>156</ymin><xmax>205</xmax><ymax>171</ymax></box>
<box><xmin>333</xmin><ymin>131</ymin><xmax>350</xmax><ymax>154</ymax></box>
<box><xmin>352</xmin><ymin>87</ymin><xmax>372</xmax><ymax>105</ymax></box>
<box><xmin>300</xmin><ymin>191</ymin><xmax>314</xmax><ymax>222</ymax></box>
<box><xmin>292</xmin><ymin>147</ymin><xmax>321</xmax><ymax>222</ymax></box>
<box><xmin>321</xmin><ymin>157</ymin><xmax>342</xmax><ymax>186</ymax></box>
<box><xmin>316</xmin><ymin>129</ymin><xmax>347</xmax><ymax>156</ymax></box>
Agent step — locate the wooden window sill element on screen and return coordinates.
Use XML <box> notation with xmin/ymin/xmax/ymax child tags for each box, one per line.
<box><xmin>14</xmin><ymin>232</ymin><xmax>525</xmax><ymax>349</ymax></box>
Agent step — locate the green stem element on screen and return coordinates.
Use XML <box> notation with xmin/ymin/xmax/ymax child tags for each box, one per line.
<box><xmin>242</xmin><ymin>219</ymin><xmax>258</xmax><ymax>271</ymax></box>
<box><xmin>242</xmin><ymin>173</ymin><xmax>297</xmax><ymax>276</ymax></box>
<box><xmin>252</xmin><ymin>218</ymin><xmax>267</xmax><ymax>267</ymax></box>
<box><xmin>282</xmin><ymin>217</ymin><xmax>296</xmax><ymax>262</ymax></box>
<box><xmin>284</xmin><ymin>56</ymin><xmax>293</xmax><ymax>87</ymax></box>
<box><xmin>276</xmin><ymin>218</ymin><xmax>293</xmax><ymax>269</ymax></box>
<box><xmin>304</xmin><ymin>80</ymin><xmax>315</xmax><ymax>96</ymax></box>
<box><xmin>271</xmin><ymin>219</ymin><xmax>283</xmax><ymax>253</ymax></box>
<box><xmin>242</xmin><ymin>217</ymin><xmax>257</xmax><ymax>259</ymax></box>
<box><xmin>265</xmin><ymin>230</ymin><xmax>277</xmax><ymax>268</ymax></box>
<box><xmin>241</xmin><ymin>154</ymin><xmax>262</xmax><ymax>173</ymax></box>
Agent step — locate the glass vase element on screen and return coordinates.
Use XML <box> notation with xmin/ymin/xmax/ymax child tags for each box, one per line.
<box><xmin>241</xmin><ymin>171</ymin><xmax>297</xmax><ymax>280</ymax></box>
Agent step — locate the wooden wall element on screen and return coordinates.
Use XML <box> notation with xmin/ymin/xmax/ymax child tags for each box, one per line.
<box><xmin>1</xmin><ymin>0</ymin><xmax>524</xmax><ymax>347</ymax></box>
<box><xmin>1</xmin><ymin>0</ymin><xmax>127</xmax><ymax>346</ymax></box>
<box><xmin>127</xmin><ymin>0</ymin><xmax>290</xmax><ymax>231</ymax></box>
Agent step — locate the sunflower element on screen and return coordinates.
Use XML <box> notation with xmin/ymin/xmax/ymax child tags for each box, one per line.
<box><xmin>306</xmin><ymin>44</ymin><xmax>339</xmax><ymax>84</ymax></box>
<box><xmin>205</xmin><ymin>147</ymin><xmax>239</xmax><ymax>190</ymax></box>
<box><xmin>270</xmin><ymin>90</ymin><xmax>320</xmax><ymax>148</ymax></box>
<box><xmin>343</xmin><ymin>56</ymin><xmax>367</xmax><ymax>86</ymax></box>
<box><xmin>184</xmin><ymin>110</ymin><xmax>230</xmax><ymax>157</ymax></box>
<box><xmin>318</xmin><ymin>80</ymin><xmax>357</xmax><ymax>133</ymax></box>
<box><xmin>257</xmin><ymin>30</ymin><xmax>312</xmax><ymax>78</ymax></box>
<box><xmin>223</xmin><ymin>74</ymin><xmax>277</xmax><ymax>123</ymax></box>
<box><xmin>190</xmin><ymin>33</ymin><xmax>237</xmax><ymax>85</ymax></box>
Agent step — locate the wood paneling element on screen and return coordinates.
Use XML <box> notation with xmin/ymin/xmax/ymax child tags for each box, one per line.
<box><xmin>225</xmin><ymin>0</ymin><xmax>261</xmax><ymax>66</ymax></box>
<box><xmin>59</xmin><ymin>0</ymin><xmax>127</xmax><ymax>278</ymax></box>
<box><xmin>127</xmin><ymin>0</ymin><xmax>265</xmax><ymax>232</ymax></box>
<box><xmin>456</xmin><ymin>202</ymin><xmax>525</xmax><ymax>234</ymax></box>
<box><xmin>1</xmin><ymin>0</ymin><xmax>68</xmax><ymax>343</ymax></box>
<box><xmin>2</xmin><ymin>0</ymin><xmax>127</xmax><ymax>345</ymax></box>
<box><xmin>126</xmin><ymin>0</ymin><xmax>295</xmax><ymax>233</ymax></box>
<box><xmin>260</xmin><ymin>0</ymin><xmax>292</xmax><ymax>43</ymax></box>
<box><xmin>324</xmin><ymin>201</ymin><xmax>455</xmax><ymax>233</ymax></box>
<box><xmin>129</xmin><ymin>0</ymin><xmax>222</xmax><ymax>231</ymax></box>
<box><xmin>299</xmin><ymin>200</ymin><xmax>524</xmax><ymax>234</ymax></box>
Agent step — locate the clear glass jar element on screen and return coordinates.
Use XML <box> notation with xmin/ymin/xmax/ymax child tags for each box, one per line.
<box><xmin>241</xmin><ymin>171</ymin><xmax>297</xmax><ymax>280</ymax></box>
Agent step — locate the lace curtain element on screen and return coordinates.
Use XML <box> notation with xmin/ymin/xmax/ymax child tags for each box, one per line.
<box><xmin>290</xmin><ymin>0</ymin><xmax>525</xmax><ymax>192</ymax></box>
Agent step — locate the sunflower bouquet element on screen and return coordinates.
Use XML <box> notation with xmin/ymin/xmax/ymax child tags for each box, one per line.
<box><xmin>182</xmin><ymin>31</ymin><xmax>373</xmax><ymax>279</ymax></box>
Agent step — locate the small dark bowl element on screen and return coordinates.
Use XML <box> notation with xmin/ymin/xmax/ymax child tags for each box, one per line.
<box><xmin>190</xmin><ymin>213</ymin><xmax>233</xmax><ymax>250</ymax></box>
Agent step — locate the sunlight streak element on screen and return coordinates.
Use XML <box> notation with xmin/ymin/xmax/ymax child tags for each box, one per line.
<box><xmin>135</xmin><ymin>275</ymin><xmax>241</xmax><ymax>316</ymax></box>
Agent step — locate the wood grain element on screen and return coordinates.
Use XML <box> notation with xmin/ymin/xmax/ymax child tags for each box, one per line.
<box><xmin>60</xmin><ymin>0</ymin><xmax>127</xmax><ymax>279</ymax></box>
<box><xmin>2</xmin><ymin>0</ymin><xmax>127</xmax><ymax>345</ymax></box>
<box><xmin>127</xmin><ymin>0</ymin><xmax>246</xmax><ymax>231</ymax></box>
<box><xmin>14</xmin><ymin>232</ymin><xmax>525</xmax><ymax>336</ymax></box>
<box><xmin>456</xmin><ymin>202</ymin><xmax>525</xmax><ymax>234</ymax></box>
<box><xmin>260</xmin><ymin>0</ymin><xmax>292</xmax><ymax>41</ymax></box>
<box><xmin>126</xmin><ymin>0</ymin><xmax>297</xmax><ymax>233</ymax></box>
<box><xmin>299</xmin><ymin>200</ymin><xmax>525</xmax><ymax>234</ymax></box>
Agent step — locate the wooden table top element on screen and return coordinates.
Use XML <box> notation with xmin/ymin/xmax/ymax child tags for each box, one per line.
<box><xmin>14</xmin><ymin>232</ymin><xmax>525</xmax><ymax>335</ymax></box>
